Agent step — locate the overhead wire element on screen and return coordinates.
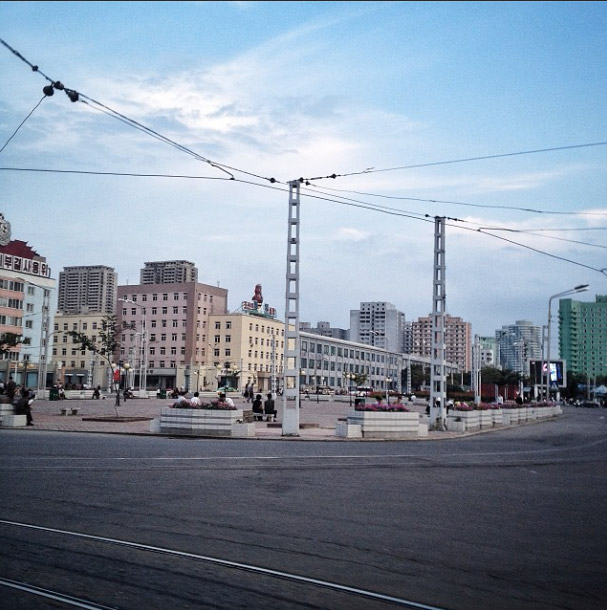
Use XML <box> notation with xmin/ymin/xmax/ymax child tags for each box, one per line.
<box><xmin>1</xmin><ymin>38</ymin><xmax>605</xmax><ymax>276</ymax></box>
<box><xmin>0</xmin><ymin>95</ymin><xmax>47</xmax><ymax>153</ymax></box>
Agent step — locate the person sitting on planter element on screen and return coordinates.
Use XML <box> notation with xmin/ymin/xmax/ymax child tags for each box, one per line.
<box><xmin>264</xmin><ymin>393</ymin><xmax>277</xmax><ymax>421</ymax></box>
<box><xmin>218</xmin><ymin>392</ymin><xmax>235</xmax><ymax>408</ymax></box>
<box><xmin>252</xmin><ymin>393</ymin><xmax>264</xmax><ymax>420</ymax></box>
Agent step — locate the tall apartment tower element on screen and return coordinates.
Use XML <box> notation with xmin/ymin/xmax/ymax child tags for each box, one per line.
<box><xmin>496</xmin><ymin>320</ymin><xmax>542</xmax><ymax>374</ymax></box>
<box><xmin>57</xmin><ymin>265</ymin><xmax>117</xmax><ymax>314</ymax></box>
<box><xmin>349</xmin><ymin>301</ymin><xmax>406</xmax><ymax>353</ymax></box>
<box><xmin>411</xmin><ymin>314</ymin><xmax>472</xmax><ymax>372</ymax></box>
<box><xmin>140</xmin><ymin>260</ymin><xmax>198</xmax><ymax>285</ymax></box>
<box><xmin>559</xmin><ymin>294</ymin><xmax>607</xmax><ymax>377</ymax></box>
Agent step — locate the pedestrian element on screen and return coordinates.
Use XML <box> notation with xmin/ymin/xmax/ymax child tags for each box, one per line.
<box><xmin>252</xmin><ymin>393</ymin><xmax>264</xmax><ymax>420</ymax></box>
<box><xmin>263</xmin><ymin>393</ymin><xmax>277</xmax><ymax>421</ymax></box>
<box><xmin>5</xmin><ymin>375</ymin><xmax>16</xmax><ymax>402</ymax></box>
<box><xmin>15</xmin><ymin>387</ymin><xmax>34</xmax><ymax>426</ymax></box>
<box><xmin>190</xmin><ymin>391</ymin><xmax>201</xmax><ymax>407</ymax></box>
<box><xmin>92</xmin><ymin>385</ymin><xmax>101</xmax><ymax>399</ymax></box>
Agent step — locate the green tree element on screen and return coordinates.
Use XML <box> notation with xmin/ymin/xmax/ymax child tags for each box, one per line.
<box><xmin>0</xmin><ymin>332</ymin><xmax>23</xmax><ymax>354</ymax></box>
<box><xmin>68</xmin><ymin>315</ymin><xmax>121</xmax><ymax>410</ymax></box>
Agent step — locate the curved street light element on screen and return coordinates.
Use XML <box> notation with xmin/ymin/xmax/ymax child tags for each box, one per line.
<box><xmin>544</xmin><ymin>284</ymin><xmax>589</xmax><ymax>401</ymax></box>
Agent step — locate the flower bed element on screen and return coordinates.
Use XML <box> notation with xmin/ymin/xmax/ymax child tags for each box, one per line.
<box><xmin>355</xmin><ymin>402</ymin><xmax>411</xmax><ymax>412</ymax></box>
<box><xmin>170</xmin><ymin>399</ymin><xmax>236</xmax><ymax>410</ymax></box>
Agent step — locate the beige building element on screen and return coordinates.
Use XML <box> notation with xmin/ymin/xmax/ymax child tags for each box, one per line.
<box><xmin>52</xmin><ymin>312</ymin><xmax>110</xmax><ymax>389</ymax></box>
<box><xmin>208</xmin><ymin>311</ymin><xmax>285</xmax><ymax>394</ymax></box>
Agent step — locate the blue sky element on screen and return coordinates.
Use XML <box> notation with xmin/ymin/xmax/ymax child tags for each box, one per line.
<box><xmin>1</xmin><ymin>1</ymin><xmax>606</xmax><ymax>341</ymax></box>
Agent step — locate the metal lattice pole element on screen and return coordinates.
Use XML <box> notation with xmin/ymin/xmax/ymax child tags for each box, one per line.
<box><xmin>282</xmin><ymin>180</ymin><xmax>301</xmax><ymax>435</ymax></box>
<box><xmin>429</xmin><ymin>217</ymin><xmax>447</xmax><ymax>430</ymax></box>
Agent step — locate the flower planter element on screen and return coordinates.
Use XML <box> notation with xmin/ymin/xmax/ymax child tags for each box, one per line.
<box><xmin>346</xmin><ymin>409</ymin><xmax>423</xmax><ymax>438</ymax></box>
<box><xmin>491</xmin><ymin>408</ymin><xmax>503</xmax><ymax>426</ymax></box>
<box><xmin>159</xmin><ymin>407</ymin><xmax>255</xmax><ymax>437</ymax></box>
<box><xmin>451</xmin><ymin>410</ymin><xmax>480</xmax><ymax>430</ymax></box>
<box><xmin>478</xmin><ymin>410</ymin><xmax>493</xmax><ymax>428</ymax></box>
<box><xmin>507</xmin><ymin>409</ymin><xmax>520</xmax><ymax>424</ymax></box>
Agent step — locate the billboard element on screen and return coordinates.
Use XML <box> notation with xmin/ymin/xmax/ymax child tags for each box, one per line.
<box><xmin>529</xmin><ymin>360</ymin><xmax>566</xmax><ymax>388</ymax></box>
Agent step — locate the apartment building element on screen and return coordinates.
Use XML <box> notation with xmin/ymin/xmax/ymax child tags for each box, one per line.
<box><xmin>410</xmin><ymin>314</ymin><xmax>472</xmax><ymax>372</ymax></box>
<box><xmin>57</xmin><ymin>265</ymin><xmax>116</xmax><ymax>314</ymax></box>
<box><xmin>559</xmin><ymin>294</ymin><xmax>607</xmax><ymax>377</ymax></box>
<box><xmin>496</xmin><ymin>320</ymin><xmax>543</xmax><ymax>374</ymax></box>
<box><xmin>349</xmin><ymin>301</ymin><xmax>406</xmax><ymax>353</ymax></box>
<box><xmin>117</xmin><ymin>280</ymin><xmax>228</xmax><ymax>392</ymax></box>
<box><xmin>140</xmin><ymin>260</ymin><xmax>198</xmax><ymax>285</ymax></box>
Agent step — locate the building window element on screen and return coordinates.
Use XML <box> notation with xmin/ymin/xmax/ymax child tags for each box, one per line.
<box><xmin>226</xmin><ymin>321</ymin><xmax>232</xmax><ymax>329</ymax></box>
<box><xmin>162</xmin><ymin>294</ymin><xmax>168</xmax><ymax>301</ymax></box>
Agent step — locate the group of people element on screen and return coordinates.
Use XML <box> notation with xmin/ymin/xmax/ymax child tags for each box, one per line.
<box><xmin>252</xmin><ymin>393</ymin><xmax>278</xmax><ymax>421</ymax></box>
<box><xmin>2</xmin><ymin>376</ymin><xmax>35</xmax><ymax>425</ymax></box>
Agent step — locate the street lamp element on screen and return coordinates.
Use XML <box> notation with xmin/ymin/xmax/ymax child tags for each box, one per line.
<box><xmin>120</xmin><ymin>298</ymin><xmax>148</xmax><ymax>398</ymax></box>
<box><xmin>385</xmin><ymin>376</ymin><xmax>392</xmax><ymax>404</ymax></box>
<box><xmin>545</xmin><ymin>284</ymin><xmax>589</xmax><ymax>402</ymax></box>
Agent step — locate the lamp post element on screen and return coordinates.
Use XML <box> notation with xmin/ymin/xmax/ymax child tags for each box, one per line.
<box><xmin>120</xmin><ymin>298</ymin><xmax>148</xmax><ymax>398</ymax></box>
<box><xmin>545</xmin><ymin>284</ymin><xmax>589</xmax><ymax>402</ymax></box>
<box><xmin>385</xmin><ymin>376</ymin><xmax>392</xmax><ymax>404</ymax></box>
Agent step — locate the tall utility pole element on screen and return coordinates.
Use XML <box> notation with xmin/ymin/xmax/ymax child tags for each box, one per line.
<box><xmin>472</xmin><ymin>334</ymin><xmax>481</xmax><ymax>405</ymax></box>
<box><xmin>282</xmin><ymin>180</ymin><xmax>301</xmax><ymax>435</ymax></box>
<box><xmin>429</xmin><ymin>217</ymin><xmax>447</xmax><ymax>430</ymax></box>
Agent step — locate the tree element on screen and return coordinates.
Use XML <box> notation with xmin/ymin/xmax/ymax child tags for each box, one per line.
<box><xmin>0</xmin><ymin>332</ymin><xmax>23</xmax><ymax>355</ymax></box>
<box><xmin>68</xmin><ymin>315</ymin><xmax>121</xmax><ymax>411</ymax></box>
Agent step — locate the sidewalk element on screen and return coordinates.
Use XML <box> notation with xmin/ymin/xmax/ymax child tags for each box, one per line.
<box><xmin>15</xmin><ymin>395</ymin><xmax>474</xmax><ymax>441</ymax></box>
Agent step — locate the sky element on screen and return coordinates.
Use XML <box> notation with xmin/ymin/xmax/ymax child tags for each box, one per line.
<box><xmin>1</xmin><ymin>1</ymin><xmax>606</xmax><ymax>342</ymax></box>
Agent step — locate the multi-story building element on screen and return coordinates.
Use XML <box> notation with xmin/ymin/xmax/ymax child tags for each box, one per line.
<box><xmin>411</xmin><ymin>314</ymin><xmax>472</xmax><ymax>372</ymax></box>
<box><xmin>140</xmin><ymin>260</ymin><xmax>198</xmax><ymax>285</ymax></box>
<box><xmin>209</xmin><ymin>309</ymin><xmax>284</xmax><ymax>394</ymax></box>
<box><xmin>0</xmin><ymin>214</ymin><xmax>56</xmax><ymax>389</ymax></box>
<box><xmin>53</xmin><ymin>265</ymin><xmax>118</xmax><ymax>389</ymax></box>
<box><xmin>478</xmin><ymin>336</ymin><xmax>499</xmax><ymax>368</ymax></box>
<box><xmin>349</xmin><ymin>301</ymin><xmax>406</xmax><ymax>353</ymax></box>
<box><xmin>117</xmin><ymin>279</ymin><xmax>228</xmax><ymax>392</ymax></box>
<box><xmin>57</xmin><ymin>265</ymin><xmax>116</xmax><ymax>314</ymax></box>
<box><xmin>51</xmin><ymin>312</ymin><xmax>109</xmax><ymax>390</ymax></box>
<box><xmin>300</xmin><ymin>321</ymin><xmax>349</xmax><ymax>341</ymax></box>
<box><xmin>300</xmin><ymin>332</ymin><xmax>404</xmax><ymax>394</ymax></box>
<box><xmin>559</xmin><ymin>295</ymin><xmax>607</xmax><ymax>377</ymax></box>
<box><xmin>496</xmin><ymin>320</ymin><xmax>542</xmax><ymax>374</ymax></box>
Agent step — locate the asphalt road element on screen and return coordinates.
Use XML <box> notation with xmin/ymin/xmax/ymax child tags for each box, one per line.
<box><xmin>0</xmin><ymin>407</ymin><xmax>606</xmax><ymax>610</ymax></box>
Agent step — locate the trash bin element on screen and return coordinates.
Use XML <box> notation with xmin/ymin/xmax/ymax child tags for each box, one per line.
<box><xmin>157</xmin><ymin>389</ymin><xmax>166</xmax><ymax>399</ymax></box>
<box><xmin>49</xmin><ymin>387</ymin><xmax>60</xmax><ymax>401</ymax></box>
<box><xmin>354</xmin><ymin>397</ymin><xmax>365</xmax><ymax>408</ymax></box>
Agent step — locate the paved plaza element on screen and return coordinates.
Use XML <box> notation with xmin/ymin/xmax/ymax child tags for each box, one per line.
<box><xmin>11</xmin><ymin>393</ymin><xmax>481</xmax><ymax>440</ymax></box>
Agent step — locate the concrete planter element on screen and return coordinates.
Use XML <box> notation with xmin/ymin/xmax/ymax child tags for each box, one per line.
<box><xmin>451</xmin><ymin>410</ymin><xmax>480</xmax><ymax>430</ymax></box>
<box><xmin>478</xmin><ymin>410</ymin><xmax>493</xmax><ymax>428</ymax></box>
<box><xmin>505</xmin><ymin>409</ymin><xmax>519</xmax><ymax>424</ymax></box>
<box><xmin>491</xmin><ymin>408</ymin><xmax>503</xmax><ymax>426</ymax></box>
<box><xmin>346</xmin><ymin>409</ymin><xmax>423</xmax><ymax>438</ymax></box>
<box><xmin>159</xmin><ymin>407</ymin><xmax>254</xmax><ymax>437</ymax></box>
